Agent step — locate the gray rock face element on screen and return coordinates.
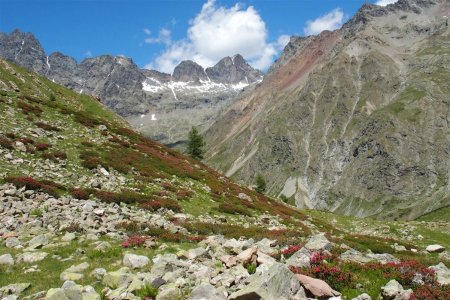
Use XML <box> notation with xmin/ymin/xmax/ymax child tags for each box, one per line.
<box><xmin>0</xmin><ymin>29</ymin><xmax>46</xmax><ymax>74</ymax></box>
<box><xmin>172</xmin><ymin>60</ymin><xmax>208</xmax><ymax>83</ymax></box>
<box><xmin>206</xmin><ymin>54</ymin><xmax>263</xmax><ymax>84</ymax></box>
<box><xmin>429</xmin><ymin>262</ymin><xmax>450</xmax><ymax>285</ymax></box>
<box><xmin>0</xmin><ymin>254</ymin><xmax>14</xmax><ymax>266</ymax></box>
<box><xmin>229</xmin><ymin>262</ymin><xmax>304</xmax><ymax>300</ymax></box>
<box><xmin>381</xmin><ymin>280</ymin><xmax>413</xmax><ymax>300</ymax></box>
<box><xmin>123</xmin><ymin>253</ymin><xmax>150</xmax><ymax>269</ymax></box>
<box><xmin>188</xmin><ymin>283</ymin><xmax>226</xmax><ymax>300</ymax></box>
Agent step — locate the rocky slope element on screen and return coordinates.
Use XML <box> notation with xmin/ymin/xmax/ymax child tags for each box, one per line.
<box><xmin>1</xmin><ymin>59</ymin><xmax>449</xmax><ymax>299</ymax></box>
<box><xmin>205</xmin><ymin>0</ymin><xmax>450</xmax><ymax>221</ymax></box>
<box><xmin>0</xmin><ymin>30</ymin><xmax>263</xmax><ymax>147</ymax></box>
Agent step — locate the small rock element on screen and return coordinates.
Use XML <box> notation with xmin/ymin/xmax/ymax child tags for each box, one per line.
<box><xmin>90</xmin><ymin>268</ymin><xmax>107</xmax><ymax>280</ymax></box>
<box><xmin>123</xmin><ymin>253</ymin><xmax>149</xmax><ymax>269</ymax></box>
<box><xmin>0</xmin><ymin>253</ymin><xmax>14</xmax><ymax>266</ymax></box>
<box><xmin>426</xmin><ymin>244</ymin><xmax>445</xmax><ymax>253</ymax></box>
<box><xmin>352</xmin><ymin>293</ymin><xmax>371</xmax><ymax>300</ymax></box>
<box><xmin>61</xmin><ymin>232</ymin><xmax>76</xmax><ymax>242</ymax></box>
<box><xmin>0</xmin><ymin>283</ymin><xmax>31</xmax><ymax>298</ymax></box>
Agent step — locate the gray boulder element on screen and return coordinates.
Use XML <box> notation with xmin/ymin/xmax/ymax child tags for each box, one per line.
<box><xmin>123</xmin><ymin>253</ymin><xmax>149</xmax><ymax>269</ymax></box>
<box><xmin>229</xmin><ymin>262</ymin><xmax>305</xmax><ymax>300</ymax></box>
<box><xmin>0</xmin><ymin>253</ymin><xmax>14</xmax><ymax>266</ymax></box>
<box><xmin>188</xmin><ymin>283</ymin><xmax>226</xmax><ymax>300</ymax></box>
<box><xmin>381</xmin><ymin>280</ymin><xmax>413</xmax><ymax>300</ymax></box>
<box><xmin>429</xmin><ymin>262</ymin><xmax>450</xmax><ymax>285</ymax></box>
<box><xmin>304</xmin><ymin>234</ymin><xmax>332</xmax><ymax>251</ymax></box>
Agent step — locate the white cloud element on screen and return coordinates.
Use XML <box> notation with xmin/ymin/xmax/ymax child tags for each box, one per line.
<box><xmin>143</xmin><ymin>28</ymin><xmax>151</xmax><ymax>35</ymax></box>
<box><xmin>304</xmin><ymin>8</ymin><xmax>344</xmax><ymax>36</ymax></box>
<box><xmin>84</xmin><ymin>50</ymin><xmax>92</xmax><ymax>58</ymax></box>
<box><xmin>144</xmin><ymin>28</ymin><xmax>172</xmax><ymax>46</ymax></box>
<box><xmin>375</xmin><ymin>0</ymin><xmax>398</xmax><ymax>6</ymax></box>
<box><xmin>147</xmin><ymin>0</ymin><xmax>287</xmax><ymax>73</ymax></box>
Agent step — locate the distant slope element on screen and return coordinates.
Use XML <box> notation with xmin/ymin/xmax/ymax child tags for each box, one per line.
<box><xmin>0</xmin><ymin>58</ymin><xmax>299</xmax><ymax>222</ymax></box>
<box><xmin>205</xmin><ymin>0</ymin><xmax>450</xmax><ymax>220</ymax></box>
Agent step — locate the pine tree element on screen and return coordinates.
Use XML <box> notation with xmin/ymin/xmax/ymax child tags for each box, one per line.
<box><xmin>187</xmin><ymin>127</ymin><xmax>205</xmax><ymax>159</ymax></box>
<box><xmin>255</xmin><ymin>174</ymin><xmax>266</xmax><ymax>194</ymax></box>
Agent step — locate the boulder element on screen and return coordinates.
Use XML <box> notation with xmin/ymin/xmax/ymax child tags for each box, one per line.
<box><xmin>304</xmin><ymin>234</ymin><xmax>332</xmax><ymax>251</ymax></box>
<box><xmin>5</xmin><ymin>237</ymin><xmax>21</xmax><ymax>248</ymax></box>
<box><xmin>285</xmin><ymin>247</ymin><xmax>312</xmax><ymax>268</ymax></box>
<box><xmin>27</xmin><ymin>234</ymin><xmax>49</xmax><ymax>249</ymax></box>
<box><xmin>17</xmin><ymin>252</ymin><xmax>48</xmax><ymax>263</ymax></box>
<box><xmin>0</xmin><ymin>253</ymin><xmax>14</xmax><ymax>266</ymax></box>
<box><xmin>61</xmin><ymin>232</ymin><xmax>76</xmax><ymax>242</ymax></box>
<box><xmin>188</xmin><ymin>283</ymin><xmax>226</xmax><ymax>300</ymax></box>
<box><xmin>381</xmin><ymin>280</ymin><xmax>413</xmax><ymax>300</ymax></box>
<box><xmin>185</xmin><ymin>247</ymin><xmax>209</xmax><ymax>260</ymax></box>
<box><xmin>103</xmin><ymin>268</ymin><xmax>135</xmax><ymax>289</ymax></box>
<box><xmin>156</xmin><ymin>283</ymin><xmax>181</xmax><ymax>300</ymax></box>
<box><xmin>90</xmin><ymin>268</ymin><xmax>107</xmax><ymax>280</ymax></box>
<box><xmin>229</xmin><ymin>262</ymin><xmax>305</xmax><ymax>300</ymax></box>
<box><xmin>429</xmin><ymin>262</ymin><xmax>450</xmax><ymax>285</ymax></box>
<box><xmin>340</xmin><ymin>249</ymin><xmax>373</xmax><ymax>264</ymax></box>
<box><xmin>426</xmin><ymin>244</ymin><xmax>445</xmax><ymax>253</ymax></box>
<box><xmin>45</xmin><ymin>288</ymin><xmax>69</xmax><ymax>300</ymax></box>
<box><xmin>0</xmin><ymin>283</ymin><xmax>31</xmax><ymax>298</ymax></box>
<box><xmin>296</xmin><ymin>274</ymin><xmax>340</xmax><ymax>298</ymax></box>
<box><xmin>123</xmin><ymin>253</ymin><xmax>149</xmax><ymax>269</ymax></box>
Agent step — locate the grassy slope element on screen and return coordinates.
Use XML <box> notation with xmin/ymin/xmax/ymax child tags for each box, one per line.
<box><xmin>0</xmin><ymin>59</ymin><xmax>449</xmax><ymax>299</ymax></box>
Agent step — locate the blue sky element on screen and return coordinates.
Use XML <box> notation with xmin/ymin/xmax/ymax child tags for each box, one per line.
<box><xmin>0</xmin><ymin>0</ymin><xmax>397</xmax><ymax>73</ymax></box>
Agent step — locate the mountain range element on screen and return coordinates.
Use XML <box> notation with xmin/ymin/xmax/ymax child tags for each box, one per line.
<box><xmin>0</xmin><ymin>30</ymin><xmax>262</xmax><ymax>146</ymax></box>
<box><xmin>1</xmin><ymin>0</ymin><xmax>449</xmax><ymax>221</ymax></box>
<box><xmin>205</xmin><ymin>0</ymin><xmax>450</xmax><ymax>220</ymax></box>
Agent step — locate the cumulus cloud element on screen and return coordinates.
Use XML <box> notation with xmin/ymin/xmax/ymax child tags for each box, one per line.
<box><xmin>147</xmin><ymin>0</ymin><xmax>288</xmax><ymax>73</ymax></box>
<box><xmin>375</xmin><ymin>0</ymin><xmax>398</xmax><ymax>6</ymax></box>
<box><xmin>304</xmin><ymin>8</ymin><xmax>344</xmax><ymax>36</ymax></box>
<box><xmin>144</xmin><ymin>28</ymin><xmax>172</xmax><ymax>46</ymax></box>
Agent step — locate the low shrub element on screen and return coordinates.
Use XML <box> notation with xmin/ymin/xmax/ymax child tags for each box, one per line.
<box><xmin>161</xmin><ymin>182</ymin><xmax>176</xmax><ymax>192</ymax></box>
<box><xmin>135</xmin><ymin>284</ymin><xmax>158</xmax><ymax>299</ymax></box>
<box><xmin>62</xmin><ymin>221</ymin><xmax>84</xmax><ymax>233</ymax></box>
<box><xmin>53</xmin><ymin>150</ymin><xmax>67</xmax><ymax>160</ymax></box>
<box><xmin>218</xmin><ymin>202</ymin><xmax>252</xmax><ymax>216</ymax></box>
<box><xmin>18</xmin><ymin>101</ymin><xmax>42</xmax><ymax>116</ymax></box>
<box><xmin>176</xmin><ymin>189</ymin><xmax>194</xmax><ymax>200</ymax></box>
<box><xmin>281</xmin><ymin>245</ymin><xmax>303</xmax><ymax>258</ymax></box>
<box><xmin>81</xmin><ymin>157</ymin><xmax>103</xmax><ymax>169</ymax></box>
<box><xmin>74</xmin><ymin>112</ymin><xmax>100</xmax><ymax>127</ymax></box>
<box><xmin>71</xmin><ymin>188</ymin><xmax>91</xmax><ymax>200</ymax></box>
<box><xmin>5</xmin><ymin>176</ymin><xmax>62</xmax><ymax>197</ymax></box>
<box><xmin>245</xmin><ymin>262</ymin><xmax>257</xmax><ymax>274</ymax></box>
<box><xmin>34</xmin><ymin>122</ymin><xmax>61</xmax><ymax>132</ymax></box>
<box><xmin>116</xmin><ymin>221</ymin><xmax>143</xmax><ymax>234</ymax></box>
<box><xmin>121</xmin><ymin>236</ymin><xmax>148</xmax><ymax>248</ymax></box>
<box><xmin>0</xmin><ymin>135</ymin><xmax>13</xmax><ymax>149</ymax></box>
<box><xmin>35</xmin><ymin>143</ymin><xmax>52</xmax><ymax>151</ymax></box>
<box><xmin>139</xmin><ymin>198</ymin><xmax>182</xmax><ymax>212</ymax></box>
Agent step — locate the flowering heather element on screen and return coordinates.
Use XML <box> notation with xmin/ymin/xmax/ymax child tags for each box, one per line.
<box><xmin>121</xmin><ymin>236</ymin><xmax>148</xmax><ymax>248</ymax></box>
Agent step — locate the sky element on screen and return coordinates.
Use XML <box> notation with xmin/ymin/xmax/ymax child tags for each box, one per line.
<box><xmin>0</xmin><ymin>0</ymin><xmax>398</xmax><ymax>73</ymax></box>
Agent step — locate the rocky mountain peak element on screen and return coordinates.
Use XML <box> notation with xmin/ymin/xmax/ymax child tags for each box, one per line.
<box><xmin>0</xmin><ymin>29</ymin><xmax>46</xmax><ymax>74</ymax></box>
<box><xmin>205</xmin><ymin>54</ymin><xmax>263</xmax><ymax>84</ymax></box>
<box><xmin>172</xmin><ymin>60</ymin><xmax>208</xmax><ymax>83</ymax></box>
